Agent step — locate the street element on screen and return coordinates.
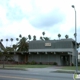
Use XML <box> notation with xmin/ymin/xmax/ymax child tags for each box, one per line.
<box><xmin>0</xmin><ymin>68</ymin><xmax>74</xmax><ymax>80</ymax></box>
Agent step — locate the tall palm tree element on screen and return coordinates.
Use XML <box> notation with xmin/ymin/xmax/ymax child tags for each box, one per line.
<box><xmin>10</xmin><ymin>38</ymin><xmax>13</xmax><ymax>47</ymax></box>
<box><xmin>1</xmin><ymin>39</ymin><xmax>3</xmax><ymax>42</ymax></box>
<box><xmin>13</xmin><ymin>44</ymin><xmax>17</xmax><ymax>52</ymax></box>
<box><xmin>6</xmin><ymin>39</ymin><xmax>8</xmax><ymax>47</ymax></box>
<box><xmin>17</xmin><ymin>37</ymin><xmax>28</xmax><ymax>52</ymax></box>
<box><xmin>44</xmin><ymin>37</ymin><xmax>50</xmax><ymax>40</ymax></box>
<box><xmin>33</xmin><ymin>35</ymin><xmax>36</xmax><ymax>41</ymax></box>
<box><xmin>28</xmin><ymin>35</ymin><xmax>31</xmax><ymax>41</ymax></box>
<box><xmin>16</xmin><ymin>38</ymin><xmax>19</xmax><ymax>42</ymax></box>
<box><xmin>42</xmin><ymin>32</ymin><xmax>45</xmax><ymax>36</ymax></box>
<box><xmin>19</xmin><ymin>34</ymin><xmax>22</xmax><ymax>38</ymax></box>
<box><xmin>40</xmin><ymin>36</ymin><xmax>43</xmax><ymax>40</ymax></box>
<box><xmin>58</xmin><ymin>34</ymin><xmax>61</xmax><ymax>40</ymax></box>
<box><xmin>65</xmin><ymin>35</ymin><xmax>69</xmax><ymax>39</ymax></box>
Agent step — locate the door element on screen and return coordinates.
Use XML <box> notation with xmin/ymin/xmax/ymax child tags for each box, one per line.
<box><xmin>60</xmin><ymin>55</ymin><xmax>68</xmax><ymax>66</ymax></box>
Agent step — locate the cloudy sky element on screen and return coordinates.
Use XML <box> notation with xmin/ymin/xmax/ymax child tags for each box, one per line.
<box><xmin>0</xmin><ymin>0</ymin><xmax>80</xmax><ymax>51</ymax></box>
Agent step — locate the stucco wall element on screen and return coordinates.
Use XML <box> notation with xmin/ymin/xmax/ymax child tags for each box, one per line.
<box><xmin>13</xmin><ymin>54</ymin><xmax>19</xmax><ymax>62</ymax></box>
<box><xmin>28</xmin><ymin>54</ymin><xmax>61</xmax><ymax>65</ymax></box>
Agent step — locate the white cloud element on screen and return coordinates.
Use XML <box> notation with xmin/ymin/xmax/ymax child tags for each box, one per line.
<box><xmin>0</xmin><ymin>0</ymin><xmax>80</xmax><ymax>51</ymax></box>
<box><xmin>0</xmin><ymin>5</ymin><xmax>9</xmax><ymax>25</ymax></box>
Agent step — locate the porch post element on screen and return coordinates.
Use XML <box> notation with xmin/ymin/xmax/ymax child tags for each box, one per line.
<box><xmin>40</xmin><ymin>53</ymin><xmax>41</xmax><ymax>63</ymax></box>
<box><xmin>70</xmin><ymin>55</ymin><xmax>72</xmax><ymax>66</ymax></box>
<box><xmin>48</xmin><ymin>53</ymin><xmax>49</xmax><ymax>65</ymax></box>
<box><xmin>45</xmin><ymin>52</ymin><xmax>47</xmax><ymax>64</ymax></box>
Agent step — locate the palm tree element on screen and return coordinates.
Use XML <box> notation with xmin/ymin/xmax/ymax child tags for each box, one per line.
<box><xmin>44</xmin><ymin>37</ymin><xmax>50</xmax><ymax>40</ymax></box>
<box><xmin>33</xmin><ymin>35</ymin><xmax>36</xmax><ymax>41</ymax></box>
<box><xmin>16</xmin><ymin>38</ymin><xmax>19</xmax><ymax>42</ymax></box>
<box><xmin>42</xmin><ymin>32</ymin><xmax>45</xmax><ymax>36</ymax></box>
<box><xmin>6</xmin><ymin>39</ymin><xmax>8</xmax><ymax>47</ymax></box>
<box><xmin>40</xmin><ymin>36</ymin><xmax>43</xmax><ymax>40</ymax></box>
<box><xmin>28</xmin><ymin>35</ymin><xmax>31</xmax><ymax>41</ymax></box>
<box><xmin>58</xmin><ymin>34</ymin><xmax>61</xmax><ymax>40</ymax></box>
<box><xmin>19</xmin><ymin>34</ymin><xmax>22</xmax><ymax>38</ymax></box>
<box><xmin>10</xmin><ymin>38</ymin><xmax>13</xmax><ymax>47</ymax></box>
<box><xmin>17</xmin><ymin>37</ymin><xmax>28</xmax><ymax>52</ymax></box>
<box><xmin>65</xmin><ymin>35</ymin><xmax>69</xmax><ymax>39</ymax></box>
<box><xmin>0</xmin><ymin>39</ymin><xmax>3</xmax><ymax>42</ymax></box>
<box><xmin>13</xmin><ymin>44</ymin><xmax>17</xmax><ymax>52</ymax></box>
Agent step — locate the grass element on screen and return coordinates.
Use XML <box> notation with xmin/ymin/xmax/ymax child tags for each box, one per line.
<box><xmin>61</xmin><ymin>66</ymin><xmax>80</xmax><ymax>70</ymax></box>
<box><xmin>0</xmin><ymin>64</ymin><xmax>51</xmax><ymax>68</ymax></box>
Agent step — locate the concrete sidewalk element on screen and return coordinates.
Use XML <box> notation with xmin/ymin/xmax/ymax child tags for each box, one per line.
<box><xmin>0</xmin><ymin>66</ymin><xmax>80</xmax><ymax>74</ymax></box>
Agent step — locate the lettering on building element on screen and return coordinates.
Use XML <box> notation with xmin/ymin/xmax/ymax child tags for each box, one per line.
<box><xmin>45</xmin><ymin>43</ymin><xmax>51</xmax><ymax>46</ymax></box>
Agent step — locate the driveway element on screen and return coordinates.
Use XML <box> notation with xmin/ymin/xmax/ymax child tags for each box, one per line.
<box><xmin>26</xmin><ymin>66</ymin><xmax>63</xmax><ymax>72</ymax></box>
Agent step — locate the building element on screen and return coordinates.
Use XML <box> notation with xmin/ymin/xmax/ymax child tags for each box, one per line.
<box><xmin>0</xmin><ymin>38</ymin><xmax>78</xmax><ymax>66</ymax></box>
<box><xmin>28</xmin><ymin>38</ymin><xmax>78</xmax><ymax>66</ymax></box>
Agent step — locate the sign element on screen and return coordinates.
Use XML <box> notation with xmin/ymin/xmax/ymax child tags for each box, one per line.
<box><xmin>73</xmin><ymin>73</ymin><xmax>80</xmax><ymax>80</ymax></box>
<box><xmin>45</xmin><ymin>43</ymin><xmax>51</xmax><ymax>46</ymax></box>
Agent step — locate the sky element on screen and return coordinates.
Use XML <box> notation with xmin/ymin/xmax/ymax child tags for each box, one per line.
<box><xmin>0</xmin><ymin>0</ymin><xmax>80</xmax><ymax>51</ymax></box>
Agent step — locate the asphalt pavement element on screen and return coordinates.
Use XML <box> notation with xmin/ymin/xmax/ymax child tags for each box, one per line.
<box><xmin>0</xmin><ymin>67</ymin><xmax>74</xmax><ymax>80</ymax></box>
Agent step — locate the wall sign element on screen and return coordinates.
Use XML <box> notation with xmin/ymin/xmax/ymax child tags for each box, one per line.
<box><xmin>45</xmin><ymin>43</ymin><xmax>51</xmax><ymax>46</ymax></box>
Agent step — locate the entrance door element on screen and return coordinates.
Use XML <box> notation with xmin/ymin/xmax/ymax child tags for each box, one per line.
<box><xmin>60</xmin><ymin>55</ymin><xmax>69</xmax><ymax>66</ymax></box>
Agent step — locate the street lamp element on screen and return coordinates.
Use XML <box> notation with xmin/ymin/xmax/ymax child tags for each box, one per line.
<box><xmin>71</xmin><ymin>5</ymin><xmax>78</xmax><ymax>73</ymax></box>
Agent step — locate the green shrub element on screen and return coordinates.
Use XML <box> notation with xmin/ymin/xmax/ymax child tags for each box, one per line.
<box><xmin>30</xmin><ymin>61</ymin><xmax>37</xmax><ymax>65</ymax></box>
<box><xmin>53</xmin><ymin>62</ymin><xmax>57</xmax><ymax>65</ymax></box>
<box><xmin>71</xmin><ymin>63</ymin><xmax>74</xmax><ymax>66</ymax></box>
<box><xmin>39</xmin><ymin>62</ymin><xmax>42</xmax><ymax>65</ymax></box>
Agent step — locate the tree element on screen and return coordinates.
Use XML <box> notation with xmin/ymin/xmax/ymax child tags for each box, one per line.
<box><xmin>10</xmin><ymin>38</ymin><xmax>13</xmax><ymax>47</ymax></box>
<box><xmin>40</xmin><ymin>36</ymin><xmax>43</xmax><ymax>40</ymax></box>
<box><xmin>4</xmin><ymin>47</ymin><xmax>14</xmax><ymax>64</ymax></box>
<box><xmin>28</xmin><ymin>35</ymin><xmax>31</xmax><ymax>41</ymax></box>
<box><xmin>42</xmin><ymin>32</ymin><xmax>45</xmax><ymax>36</ymax></box>
<box><xmin>0</xmin><ymin>39</ymin><xmax>3</xmax><ymax>42</ymax></box>
<box><xmin>0</xmin><ymin>51</ymin><xmax>4</xmax><ymax>68</ymax></box>
<box><xmin>65</xmin><ymin>35</ymin><xmax>69</xmax><ymax>39</ymax></box>
<box><xmin>6</xmin><ymin>39</ymin><xmax>8</xmax><ymax>47</ymax></box>
<box><xmin>13</xmin><ymin>44</ymin><xmax>17</xmax><ymax>52</ymax></box>
<box><xmin>44</xmin><ymin>37</ymin><xmax>50</xmax><ymax>40</ymax></box>
<box><xmin>17</xmin><ymin>37</ymin><xmax>28</xmax><ymax>52</ymax></box>
<box><xmin>58</xmin><ymin>34</ymin><xmax>61</xmax><ymax>40</ymax></box>
<box><xmin>33</xmin><ymin>35</ymin><xmax>36</xmax><ymax>41</ymax></box>
<box><xmin>16</xmin><ymin>38</ymin><xmax>19</xmax><ymax>42</ymax></box>
<box><xmin>19</xmin><ymin>34</ymin><xmax>22</xmax><ymax>38</ymax></box>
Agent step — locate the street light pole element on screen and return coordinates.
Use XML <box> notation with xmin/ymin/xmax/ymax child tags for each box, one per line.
<box><xmin>72</xmin><ymin>5</ymin><xmax>78</xmax><ymax>73</ymax></box>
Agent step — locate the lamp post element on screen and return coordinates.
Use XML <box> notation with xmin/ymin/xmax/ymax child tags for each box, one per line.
<box><xmin>72</xmin><ymin>5</ymin><xmax>78</xmax><ymax>73</ymax></box>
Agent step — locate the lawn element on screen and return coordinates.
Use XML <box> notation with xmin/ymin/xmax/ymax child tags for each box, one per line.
<box><xmin>61</xmin><ymin>66</ymin><xmax>80</xmax><ymax>70</ymax></box>
<box><xmin>0</xmin><ymin>64</ymin><xmax>51</xmax><ymax>69</ymax></box>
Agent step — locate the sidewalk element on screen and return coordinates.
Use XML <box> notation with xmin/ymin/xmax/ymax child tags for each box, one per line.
<box><xmin>52</xmin><ymin>69</ymin><xmax>80</xmax><ymax>74</ymax></box>
<box><xmin>0</xmin><ymin>65</ymin><xmax>80</xmax><ymax>74</ymax></box>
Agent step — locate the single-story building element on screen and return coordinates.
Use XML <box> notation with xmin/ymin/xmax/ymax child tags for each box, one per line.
<box><xmin>28</xmin><ymin>38</ymin><xmax>78</xmax><ymax>66</ymax></box>
<box><xmin>0</xmin><ymin>38</ymin><xmax>79</xmax><ymax>66</ymax></box>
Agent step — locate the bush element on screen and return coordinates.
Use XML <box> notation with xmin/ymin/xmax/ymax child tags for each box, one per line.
<box><xmin>53</xmin><ymin>62</ymin><xmax>57</xmax><ymax>65</ymax></box>
<box><xmin>71</xmin><ymin>63</ymin><xmax>74</xmax><ymax>66</ymax></box>
<box><xmin>39</xmin><ymin>62</ymin><xmax>42</xmax><ymax>65</ymax></box>
<box><xmin>30</xmin><ymin>61</ymin><xmax>37</xmax><ymax>65</ymax></box>
<box><xmin>26</xmin><ymin>62</ymin><xmax>30</xmax><ymax>64</ymax></box>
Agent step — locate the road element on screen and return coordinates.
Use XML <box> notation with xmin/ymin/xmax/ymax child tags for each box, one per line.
<box><xmin>0</xmin><ymin>68</ymin><xmax>74</xmax><ymax>80</ymax></box>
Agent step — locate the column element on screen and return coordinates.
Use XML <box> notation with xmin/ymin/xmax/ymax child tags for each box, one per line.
<box><xmin>48</xmin><ymin>53</ymin><xmax>49</xmax><ymax>65</ymax></box>
<box><xmin>70</xmin><ymin>55</ymin><xmax>72</xmax><ymax>66</ymax></box>
<box><xmin>45</xmin><ymin>52</ymin><xmax>47</xmax><ymax>64</ymax></box>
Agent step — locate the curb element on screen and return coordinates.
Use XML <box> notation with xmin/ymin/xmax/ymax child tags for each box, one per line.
<box><xmin>51</xmin><ymin>70</ymin><xmax>80</xmax><ymax>74</ymax></box>
<box><xmin>0</xmin><ymin>68</ymin><xmax>28</xmax><ymax>71</ymax></box>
